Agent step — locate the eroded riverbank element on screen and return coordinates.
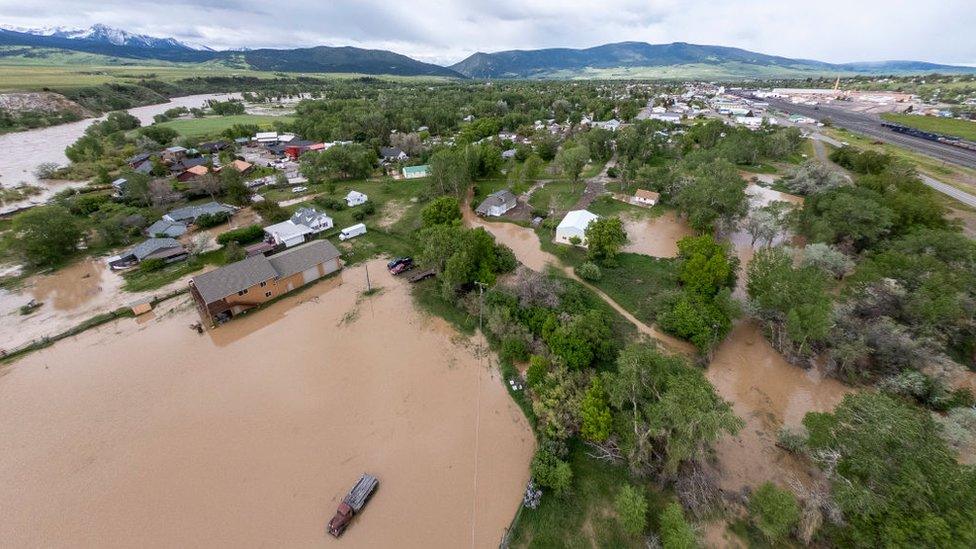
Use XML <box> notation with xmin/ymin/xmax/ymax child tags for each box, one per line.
<box><xmin>0</xmin><ymin>260</ymin><xmax>534</xmax><ymax>547</ymax></box>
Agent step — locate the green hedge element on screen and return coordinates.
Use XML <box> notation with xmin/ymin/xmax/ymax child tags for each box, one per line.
<box><xmin>217</xmin><ymin>224</ymin><xmax>264</xmax><ymax>245</ymax></box>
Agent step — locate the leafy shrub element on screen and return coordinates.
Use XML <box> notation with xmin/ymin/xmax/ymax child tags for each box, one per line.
<box><xmin>217</xmin><ymin>224</ymin><xmax>264</xmax><ymax>245</ymax></box>
<box><xmin>224</xmin><ymin>241</ymin><xmax>246</xmax><ymax>262</ymax></box>
<box><xmin>525</xmin><ymin>355</ymin><xmax>549</xmax><ymax>388</ymax></box>
<box><xmin>749</xmin><ymin>482</ymin><xmax>800</xmax><ymax>543</ymax></box>
<box><xmin>139</xmin><ymin>258</ymin><xmax>166</xmax><ymax>272</ymax></box>
<box><xmin>530</xmin><ymin>448</ymin><xmax>573</xmax><ymax>495</ymax></box>
<box><xmin>615</xmin><ymin>484</ymin><xmax>649</xmax><ymax>535</ymax></box>
<box><xmin>575</xmin><ymin>261</ymin><xmax>602</xmax><ymax>281</ymax></box>
<box><xmin>194</xmin><ymin>211</ymin><xmax>232</xmax><ymax>228</ymax></box>
<box><xmin>501</xmin><ymin>337</ymin><xmax>529</xmax><ymax>363</ymax></box>
<box><xmin>659</xmin><ymin>502</ymin><xmax>696</xmax><ymax>549</ymax></box>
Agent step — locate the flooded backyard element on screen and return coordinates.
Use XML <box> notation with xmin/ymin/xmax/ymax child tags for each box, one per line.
<box><xmin>621</xmin><ymin>210</ymin><xmax>695</xmax><ymax>258</ymax></box>
<box><xmin>0</xmin><ymin>260</ymin><xmax>534</xmax><ymax>547</ymax></box>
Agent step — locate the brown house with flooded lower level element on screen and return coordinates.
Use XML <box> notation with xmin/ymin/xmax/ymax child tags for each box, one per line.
<box><xmin>189</xmin><ymin>239</ymin><xmax>341</xmax><ymax>325</ymax></box>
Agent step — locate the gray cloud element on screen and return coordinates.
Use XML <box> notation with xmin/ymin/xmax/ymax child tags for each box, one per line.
<box><xmin>0</xmin><ymin>0</ymin><xmax>973</xmax><ymax>66</ymax></box>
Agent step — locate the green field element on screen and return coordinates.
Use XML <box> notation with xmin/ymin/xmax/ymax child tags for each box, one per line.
<box><xmin>881</xmin><ymin>113</ymin><xmax>976</xmax><ymax>141</ymax></box>
<box><xmin>0</xmin><ymin>60</ymin><xmax>451</xmax><ymax>92</ymax></box>
<box><xmin>158</xmin><ymin>115</ymin><xmax>295</xmax><ymax>137</ymax></box>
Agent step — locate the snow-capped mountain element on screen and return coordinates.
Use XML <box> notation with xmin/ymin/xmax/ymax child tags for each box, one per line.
<box><xmin>0</xmin><ymin>23</ymin><xmax>199</xmax><ymax>51</ymax></box>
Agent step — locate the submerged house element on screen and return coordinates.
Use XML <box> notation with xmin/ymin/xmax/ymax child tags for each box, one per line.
<box><xmin>475</xmin><ymin>189</ymin><xmax>518</xmax><ymax>217</ymax></box>
<box><xmin>189</xmin><ymin>240</ymin><xmax>342</xmax><ymax>325</ymax></box>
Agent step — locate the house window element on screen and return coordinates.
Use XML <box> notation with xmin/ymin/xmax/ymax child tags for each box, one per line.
<box><xmin>265</xmin><ymin>291</ymin><xmax>272</xmax><ymax>298</ymax></box>
<box><xmin>238</xmin><ymin>288</ymin><xmax>248</xmax><ymax>296</ymax></box>
<box><xmin>260</xmin><ymin>281</ymin><xmax>267</xmax><ymax>287</ymax></box>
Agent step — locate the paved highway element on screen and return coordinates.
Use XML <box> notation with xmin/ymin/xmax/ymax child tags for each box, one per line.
<box><xmin>762</xmin><ymin>98</ymin><xmax>976</xmax><ymax>170</ymax></box>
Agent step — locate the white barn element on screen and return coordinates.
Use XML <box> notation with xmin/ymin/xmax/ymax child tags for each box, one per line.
<box><xmin>555</xmin><ymin>210</ymin><xmax>599</xmax><ymax>246</ymax></box>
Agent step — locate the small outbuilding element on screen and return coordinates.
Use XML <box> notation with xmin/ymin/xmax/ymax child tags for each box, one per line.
<box><xmin>264</xmin><ymin>220</ymin><xmax>314</xmax><ymax>248</ymax></box>
<box><xmin>633</xmin><ymin>189</ymin><xmax>660</xmax><ymax>206</ymax></box>
<box><xmin>555</xmin><ymin>210</ymin><xmax>599</xmax><ymax>246</ymax></box>
<box><xmin>345</xmin><ymin>191</ymin><xmax>368</xmax><ymax>207</ymax></box>
<box><xmin>402</xmin><ymin>165</ymin><xmax>430</xmax><ymax>179</ymax></box>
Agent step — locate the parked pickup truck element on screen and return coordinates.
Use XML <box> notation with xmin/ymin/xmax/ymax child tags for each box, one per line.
<box><xmin>387</xmin><ymin>257</ymin><xmax>414</xmax><ymax>275</ymax></box>
<box><xmin>327</xmin><ymin>473</ymin><xmax>379</xmax><ymax>537</ymax></box>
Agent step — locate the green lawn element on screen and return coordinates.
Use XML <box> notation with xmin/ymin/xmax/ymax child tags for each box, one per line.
<box><xmin>881</xmin><ymin>113</ymin><xmax>976</xmax><ymax>142</ymax></box>
<box><xmin>586</xmin><ymin>253</ymin><xmax>680</xmax><ymax>326</ymax></box>
<box><xmin>122</xmin><ymin>248</ymin><xmax>227</xmax><ymax>292</ymax></box>
<box><xmin>158</xmin><ymin>115</ymin><xmax>294</xmax><ymax>138</ymax></box>
<box><xmin>530</xmin><ymin>180</ymin><xmax>585</xmax><ymax>213</ymax></box>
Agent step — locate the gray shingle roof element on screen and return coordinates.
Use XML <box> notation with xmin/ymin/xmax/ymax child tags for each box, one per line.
<box><xmin>129</xmin><ymin>238</ymin><xmax>184</xmax><ymax>261</ymax></box>
<box><xmin>165</xmin><ymin>202</ymin><xmax>234</xmax><ymax>223</ymax></box>
<box><xmin>191</xmin><ymin>240</ymin><xmax>341</xmax><ymax>304</ymax></box>
<box><xmin>191</xmin><ymin>255</ymin><xmax>278</xmax><ymax>304</ymax></box>
<box><xmin>146</xmin><ymin>219</ymin><xmax>187</xmax><ymax>238</ymax></box>
<box><xmin>267</xmin><ymin>240</ymin><xmax>341</xmax><ymax>279</ymax></box>
<box><xmin>476</xmin><ymin>189</ymin><xmax>517</xmax><ymax>214</ymax></box>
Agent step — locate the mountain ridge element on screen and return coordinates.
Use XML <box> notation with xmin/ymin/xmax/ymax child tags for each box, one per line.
<box><xmin>1</xmin><ymin>25</ymin><xmax>974</xmax><ymax>80</ymax></box>
<box><xmin>449</xmin><ymin>41</ymin><xmax>976</xmax><ymax>79</ymax></box>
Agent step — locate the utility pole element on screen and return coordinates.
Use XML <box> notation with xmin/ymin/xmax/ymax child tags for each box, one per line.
<box><xmin>364</xmin><ymin>263</ymin><xmax>371</xmax><ymax>293</ymax></box>
<box><xmin>474</xmin><ymin>281</ymin><xmax>488</xmax><ymax>368</ymax></box>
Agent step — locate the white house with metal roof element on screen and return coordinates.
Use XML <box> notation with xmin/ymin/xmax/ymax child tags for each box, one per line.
<box><xmin>555</xmin><ymin>210</ymin><xmax>599</xmax><ymax>246</ymax></box>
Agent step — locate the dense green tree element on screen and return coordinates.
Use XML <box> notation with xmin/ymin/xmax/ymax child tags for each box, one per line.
<box><xmin>584</xmin><ymin>216</ymin><xmax>627</xmax><ymax>266</ymax></box>
<box><xmin>555</xmin><ymin>144</ymin><xmax>590</xmax><ymax>183</ymax></box>
<box><xmin>530</xmin><ymin>448</ymin><xmax>573</xmax><ymax>495</ymax></box>
<box><xmin>607</xmin><ymin>344</ymin><xmax>742</xmax><ymax>474</ymax></box>
<box><xmin>747</xmin><ymin>247</ymin><xmax>832</xmax><ymax>355</ymax></box>
<box><xmin>11</xmin><ymin>205</ymin><xmax>81</xmax><ymax>267</ymax></box>
<box><xmin>428</xmin><ymin>148</ymin><xmax>470</xmax><ymax>196</ymax></box>
<box><xmin>672</xmin><ymin>160</ymin><xmax>747</xmax><ymax>232</ymax></box>
<box><xmin>675</xmin><ymin>235</ymin><xmax>737</xmax><ymax>296</ymax></box>
<box><xmin>420</xmin><ymin>196</ymin><xmax>461</xmax><ymax>227</ymax></box>
<box><xmin>799</xmin><ymin>186</ymin><xmax>895</xmax><ymax>250</ymax></box>
<box><xmin>804</xmin><ymin>392</ymin><xmax>976</xmax><ymax>548</ymax></box>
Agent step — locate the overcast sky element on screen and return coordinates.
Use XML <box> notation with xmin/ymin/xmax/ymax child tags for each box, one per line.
<box><xmin>1</xmin><ymin>0</ymin><xmax>974</xmax><ymax>66</ymax></box>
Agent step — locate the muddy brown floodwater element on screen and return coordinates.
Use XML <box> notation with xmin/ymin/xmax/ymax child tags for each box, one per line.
<box><xmin>705</xmin><ymin>322</ymin><xmax>851</xmax><ymax>492</ymax></box>
<box><xmin>621</xmin><ymin>211</ymin><xmax>695</xmax><ymax>258</ymax></box>
<box><xmin>0</xmin><ymin>260</ymin><xmax>534</xmax><ymax>547</ymax></box>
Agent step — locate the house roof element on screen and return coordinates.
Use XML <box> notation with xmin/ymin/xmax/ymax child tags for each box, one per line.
<box><xmin>346</xmin><ymin>191</ymin><xmax>367</xmax><ymax>200</ymax></box>
<box><xmin>146</xmin><ymin>219</ymin><xmax>187</xmax><ymax>238</ymax></box>
<box><xmin>192</xmin><ymin>254</ymin><xmax>279</xmax><ymax>304</ymax></box>
<box><xmin>267</xmin><ymin>240</ymin><xmax>341</xmax><ymax>279</ymax></box>
<box><xmin>557</xmin><ymin>210</ymin><xmax>599</xmax><ymax>231</ymax></box>
<box><xmin>634</xmin><ymin>189</ymin><xmax>660</xmax><ymax>201</ymax></box>
<box><xmin>129</xmin><ymin>238</ymin><xmax>185</xmax><ymax>261</ymax></box>
<box><xmin>380</xmin><ymin>146</ymin><xmax>405</xmax><ymax>158</ymax></box>
<box><xmin>165</xmin><ymin>201</ymin><xmax>234</xmax><ymax>223</ymax></box>
<box><xmin>402</xmin><ymin>164</ymin><xmax>429</xmax><ymax>175</ymax></box>
<box><xmin>291</xmin><ymin>207</ymin><xmax>330</xmax><ymax>227</ymax></box>
<box><xmin>476</xmin><ymin>189</ymin><xmax>517</xmax><ymax>214</ymax></box>
<box><xmin>127</xmin><ymin>152</ymin><xmax>152</xmax><ymax>164</ymax></box>
<box><xmin>165</xmin><ymin>146</ymin><xmax>187</xmax><ymax>153</ymax></box>
<box><xmin>184</xmin><ymin>165</ymin><xmax>209</xmax><ymax>176</ymax></box>
<box><xmin>263</xmin><ymin>220</ymin><xmax>313</xmax><ymax>241</ymax></box>
<box><xmin>229</xmin><ymin>159</ymin><xmax>252</xmax><ymax>172</ymax></box>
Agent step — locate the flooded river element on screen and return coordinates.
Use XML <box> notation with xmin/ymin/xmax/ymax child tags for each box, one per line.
<box><xmin>0</xmin><ymin>260</ymin><xmax>534</xmax><ymax>547</ymax></box>
<box><xmin>705</xmin><ymin>322</ymin><xmax>850</xmax><ymax>492</ymax></box>
<box><xmin>0</xmin><ymin>93</ymin><xmax>237</xmax><ymax>213</ymax></box>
